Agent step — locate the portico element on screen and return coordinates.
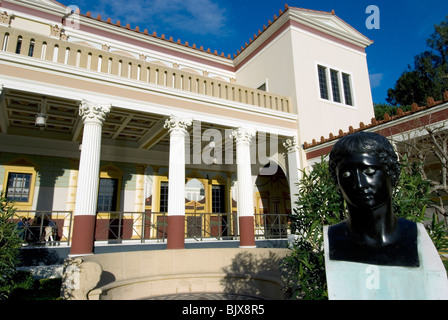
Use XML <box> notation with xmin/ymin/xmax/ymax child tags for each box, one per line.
<box><xmin>0</xmin><ymin>80</ymin><xmax>298</xmax><ymax>255</ymax></box>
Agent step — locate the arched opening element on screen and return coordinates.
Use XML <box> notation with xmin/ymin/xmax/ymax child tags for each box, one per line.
<box><xmin>254</xmin><ymin>163</ymin><xmax>290</xmax><ymax>239</ymax></box>
<box><xmin>185</xmin><ymin>178</ymin><xmax>206</xmax><ymax>238</ymax></box>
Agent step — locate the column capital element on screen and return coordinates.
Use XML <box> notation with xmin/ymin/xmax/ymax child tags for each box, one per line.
<box><xmin>79</xmin><ymin>100</ymin><xmax>111</xmax><ymax>125</ymax></box>
<box><xmin>164</xmin><ymin>115</ymin><xmax>192</xmax><ymax>135</ymax></box>
<box><xmin>283</xmin><ymin>136</ymin><xmax>300</xmax><ymax>153</ymax></box>
<box><xmin>230</xmin><ymin>127</ymin><xmax>256</xmax><ymax>144</ymax></box>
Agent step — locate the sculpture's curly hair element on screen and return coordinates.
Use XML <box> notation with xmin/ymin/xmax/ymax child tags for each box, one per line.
<box><xmin>329</xmin><ymin>131</ymin><xmax>400</xmax><ymax>187</ymax></box>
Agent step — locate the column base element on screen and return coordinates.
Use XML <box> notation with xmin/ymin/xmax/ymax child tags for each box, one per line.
<box><xmin>239</xmin><ymin>216</ymin><xmax>255</xmax><ymax>248</ymax></box>
<box><xmin>70</xmin><ymin>215</ymin><xmax>96</xmax><ymax>256</ymax></box>
<box><xmin>167</xmin><ymin>215</ymin><xmax>185</xmax><ymax>249</ymax></box>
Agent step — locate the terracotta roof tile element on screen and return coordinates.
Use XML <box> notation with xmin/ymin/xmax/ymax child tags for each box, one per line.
<box><xmin>73</xmin><ymin>3</ymin><xmax>353</xmax><ymax>61</ymax></box>
<box><xmin>303</xmin><ymin>91</ymin><xmax>448</xmax><ymax>149</ymax></box>
<box><xmin>78</xmin><ymin>9</ymin><xmax>233</xmax><ymax>59</ymax></box>
<box><xmin>233</xmin><ymin>4</ymin><xmax>290</xmax><ymax>58</ymax></box>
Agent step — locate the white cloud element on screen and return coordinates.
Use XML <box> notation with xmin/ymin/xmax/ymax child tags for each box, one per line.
<box><xmin>87</xmin><ymin>0</ymin><xmax>228</xmax><ymax>36</ymax></box>
<box><xmin>369</xmin><ymin>73</ymin><xmax>383</xmax><ymax>88</ymax></box>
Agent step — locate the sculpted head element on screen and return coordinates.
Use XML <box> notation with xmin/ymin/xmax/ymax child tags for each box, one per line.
<box><xmin>329</xmin><ymin>132</ymin><xmax>400</xmax><ymax>209</ymax></box>
<box><xmin>327</xmin><ymin>132</ymin><xmax>420</xmax><ymax>268</ymax></box>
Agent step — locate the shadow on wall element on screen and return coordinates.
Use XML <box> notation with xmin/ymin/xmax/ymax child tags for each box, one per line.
<box><xmin>17</xmin><ymin>247</ymin><xmax>68</xmax><ymax>267</ymax></box>
<box><xmin>220</xmin><ymin>251</ymin><xmax>288</xmax><ymax>299</ymax></box>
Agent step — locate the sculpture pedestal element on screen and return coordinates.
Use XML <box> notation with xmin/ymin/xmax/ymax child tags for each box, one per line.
<box><xmin>324</xmin><ymin>223</ymin><xmax>448</xmax><ymax>300</ymax></box>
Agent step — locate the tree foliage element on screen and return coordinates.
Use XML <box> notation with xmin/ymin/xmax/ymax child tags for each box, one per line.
<box><xmin>387</xmin><ymin>16</ymin><xmax>448</xmax><ymax>106</ymax></box>
<box><xmin>373</xmin><ymin>103</ymin><xmax>411</xmax><ymax>121</ymax></box>
<box><xmin>282</xmin><ymin>156</ymin><xmax>340</xmax><ymax>300</ymax></box>
<box><xmin>0</xmin><ymin>193</ymin><xmax>23</xmax><ymax>300</ymax></box>
<box><xmin>393</xmin><ymin>155</ymin><xmax>432</xmax><ymax>222</ymax></box>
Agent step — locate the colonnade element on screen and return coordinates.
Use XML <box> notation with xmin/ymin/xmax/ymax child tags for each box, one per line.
<box><xmin>69</xmin><ymin>101</ymin><xmax>300</xmax><ymax>256</ymax></box>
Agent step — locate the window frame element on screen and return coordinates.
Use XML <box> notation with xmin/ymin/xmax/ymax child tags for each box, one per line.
<box><xmin>2</xmin><ymin>165</ymin><xmax>37</xmax><ymax>209</ymax></box>
<box><xmin>317</xmin><ymin>65</ymin><xmax>329</xmax><ymax>100</ymax></box>
<box><xmin>97</xmin><ymin>164</ymin><xmax>123</xmax><ymax>213</ymax></box>
<box><xmin>316</xmin><ymin>63</ymin><xmax>356</xmax><ymax>107</ymax></box>
<box><xmin>330</xmin><ymin>69</ymin><xmax>342</xmax><ymax>103</ymax></box>
<box><xmin>342</xmin><ymin>72</ymin><xmax>354</xmax><ymax>106</ymax></box>
<box><xmin>96</xmin><ymin>178</ymin><xmax>119</xmax><ymax>212</ymax></box>
<box><xmin>159</xmin><ymin>180</ymin><xmax>169</xmax><ymax>213</ymax></box>
<box><xmin>211</xmin><ymin>184</ymin><xmax>226</xmax><ymax>214</ymax></box>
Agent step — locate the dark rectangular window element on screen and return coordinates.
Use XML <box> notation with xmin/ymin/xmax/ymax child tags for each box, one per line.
<box><xmin>318</xmin><ymin>64</ymin><xmax>355</xmax><ymax>106</ymax></box>
<box><xmin>28</xmin><ymin>39</ymin><xmax>35</xmax><ymax>57</ymax></box>
<box><xmin>317</xmin><ymin>65</ymin><xmax>329</xmax><ymax>100</ymax></box>
<box><xmin>97</xmin><ymin>178</ymin><xmax>118</xmax><ymax>212</ymax></box>
<box><xmin>330</xmin><ymin>69</ymin><xmax>341</xmax><ymax>103</ymax></box>
<box><xmin>6</xmin><ymin>172</ymin><xmax>31</xmax><ymax>202</ymax></box>
<box><xmin>212</xmin><ymin>185</ymin><xmax>225</xmax><ymax>213</ymax></box>
<box><xmin>342</xmin><ymin>73</ymin><xmax>353</xmax><ymax>106</ymax></box>
<box><xmin>15</xmin><ymin>36</ymin><xmax>22</xmax><ymax>54</ymax></box>
<box><xmin>160</xmin><ymin>181</ymin><xmax>169</xmax><ymax>212</ymax></box>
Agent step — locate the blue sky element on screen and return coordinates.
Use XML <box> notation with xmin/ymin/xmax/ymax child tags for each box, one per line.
<box><xmin>58</xmin><ymin>0</ymin><xmax>448</xmax><ymax>104</ymax></box>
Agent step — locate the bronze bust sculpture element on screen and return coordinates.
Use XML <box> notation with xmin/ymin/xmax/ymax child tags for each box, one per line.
<box><xmin>328</xmin><ymin>131</ymin><xmax>419</xmax><ymax>267</ymax></box>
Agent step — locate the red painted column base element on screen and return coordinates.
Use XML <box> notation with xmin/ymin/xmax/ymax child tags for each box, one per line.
<box><xmin>70</xmin><ymin>215</ymin><xmax>96</xmax><ymax>256</ymax></box>
<box><xmin>167</xmin><ymin>215</ymin><xmax>185</xmax><ymax>249</ymax></box>
<box><xmin>239</xmin><ymin>216</ymin><xmax>256</xmax><ymax>248</ymax></box>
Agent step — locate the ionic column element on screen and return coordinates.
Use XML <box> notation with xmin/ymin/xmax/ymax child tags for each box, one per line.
<box><xmin>231</xmin><ymin>127</ymin><xmax>256</xmax><ymax>248</ymax></box>
<box><xmin>70</xmin><ymin>100</ymin><xmax>110</xmax><ymax>256</ymax></box>
<box><xmin>164</xmin><ymin>116</ymin><xmax>192</xmax><ymax>249</ymax></box>
<box><xmin>283</xmin><ymin>136</ymin><xmax>302</xmax><ymax>211</ymax></box>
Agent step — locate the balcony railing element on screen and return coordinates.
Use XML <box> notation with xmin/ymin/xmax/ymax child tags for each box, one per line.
<box><xmin>254</xmin><ymin>213</ymin><xmax>289</xmax><ymax>239</ymax></box>
<box><xmin>13</xmin><ymin>210</ymin><xmax>73</xmax><ymax>246</ymax></box>
<box><xmin>95</xmin><ymin>211</ymin><xmax>239</xmax><ymax>243</ymax></box>
<box><xmin>0</xmin><ymin>25</ymin><xmax>292</xmax><ymax>113</ymax></box>
<box><xmin>11</xmin><ymin>211</ymin><xmax>290</xmax><ymax>246</ymax></box>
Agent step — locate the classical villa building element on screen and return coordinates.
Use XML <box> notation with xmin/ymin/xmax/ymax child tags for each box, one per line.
<box><xmin>0</xmin><ymin>0</ymin><xmax>376</xmax><ymax>256</ymax></box>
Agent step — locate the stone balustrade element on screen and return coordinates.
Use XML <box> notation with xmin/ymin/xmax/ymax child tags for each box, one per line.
<box><xmin>0</xmin><ymin>25</ymin><xmax>292</xmax><ymax>113</ymax></box>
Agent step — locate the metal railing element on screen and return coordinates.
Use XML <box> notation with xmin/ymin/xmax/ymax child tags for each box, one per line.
<box><xmin>95</xmin><ymin>211</ymin><xmax>290</xmax><ymax>243</ymax></box>
<box><xmin>184</xmin><ymin>212</ymin><xmax>237</xmax><ymax>241</ymax></box>
<box><xmin>254</xmin><ymin>213</ymin><xmax>289</xmax><ymax>239</ymax></box>
<box><xmin>13</xmin><ymin>210</ymin><xmax>73</xmax><ymax>246</ymax></box>
<box><xmin>94</xmin><ymin>211</ymin><xmax>239</xmax><ymax>243</ymax></box>
<box><xmin>95</xmin><ymin>211</ymin><xmax>168</xmax><ymax>243</ymax></box>
<box><xmin>10</xmin><ymin>210</ymin><xmax>290</xmax><ymax>246</ymax></box>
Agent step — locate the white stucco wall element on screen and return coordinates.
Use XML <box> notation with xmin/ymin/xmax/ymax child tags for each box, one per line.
<box><xmin>235</xmin><ymin>21</ymin><xmax>374</xmax><ymax>148</ymax></box>
<box><xmin>290</xmin><ymin>26</ymin><xmax>374</xmax><ymax>144</ymax></box>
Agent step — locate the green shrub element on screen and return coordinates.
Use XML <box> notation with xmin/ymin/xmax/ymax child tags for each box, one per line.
<box><xmin>0</xmin><ymin>192</ymin><xmax>23</xmax><ymax>300</ymax></box>
<box><xmin>282</xmin><ymin>156</ymin><xmax>341</xmax><ymax>300</ymax></box>
<box><xmin>6</xmin><ymin>270</ymin><xmax>62</xmax><ymax>300</ymax></box>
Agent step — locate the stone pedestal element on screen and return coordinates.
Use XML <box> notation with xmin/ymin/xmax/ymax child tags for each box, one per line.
<box><xmin>324</xmin><ymin>223</ymin><xmax>448</xmax><ymax>300</ymax></box>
